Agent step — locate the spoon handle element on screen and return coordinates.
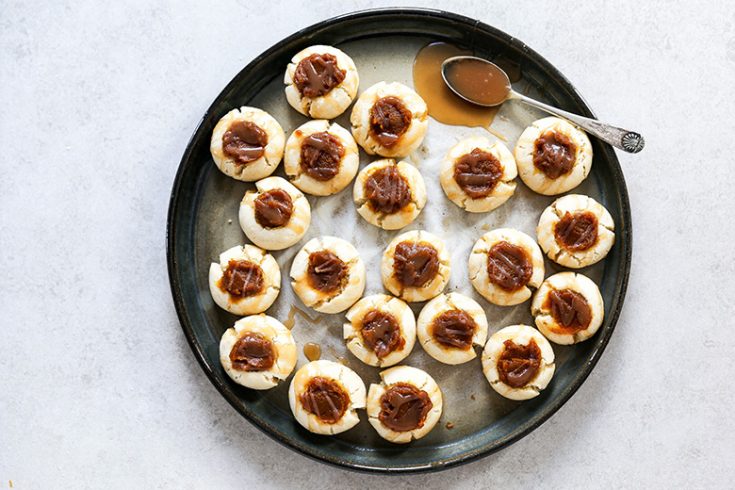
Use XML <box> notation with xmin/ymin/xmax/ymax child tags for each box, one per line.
<box><xmin>509</xmin><ymin>91</ymin><xmax>645</xmax><ymax>154</ymax></box>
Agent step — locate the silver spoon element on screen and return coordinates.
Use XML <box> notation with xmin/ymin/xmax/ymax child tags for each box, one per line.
<box><xmin>441</xmin><ymin>56</ymin><xmax>644</xmax><ymax>153</ymax></box>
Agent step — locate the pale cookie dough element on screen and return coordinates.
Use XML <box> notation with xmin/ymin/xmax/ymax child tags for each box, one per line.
<box><xmin>284</xmin><ymin>45</ymin><xmax>359</xmax><ymax>119</ymax></box>
<box><xmin>283</xmin><ymin>120</ymin><xmax>359</xmax><ymax>196</ymax></box>
<box><xmin>367</xmin><ymin>365</ymin><xmax>443</xmax><ymax>444</ymax></box>
<box><xmin>514</xmin><ymin>116</ymin><xmax>592</xmax><ymax>195</ymax></box>
<box><xmin>238</xmin><ymin>176</ymin><xmax>311</xmax><ymax>251</ymax></box>
<box><xmin>482</xmin><ymin>324</ymin><xmax>555</xmax><ymax>401</ymax></box>
<box><xmin>537</xmin><ymin>193</ymin><xmax>615</xmax><ymax>268</ymax></box>
<box><xmin>416</xmin><ymin>293</ymin><xmax>488</xmax><ymax>365</ymax></box>
<box><xmin>290</xmin><ymin>236</ymin><xmax>366</xmax><ymax>314</ymax></box>
<box><xmin>219</xmin><ymin>314</ymin><xmax>296</xmax><ymax>390</ymax></box>
<box><xmin>532</xmin><ymin>271</ymin><xmax>604</xmax><ymax>345</ymax></box>
<box><xmin>350</xmin><ymin>81</ymin><xmax>428</xmax><ymax>158</ymax></box>
<box><xmin>208</xmin><ymin>244</ymin><xmax>280</xmax><ymax>315</ymax></box>
<box><xmin>353</xmin><ymin>159</ymin><xmax>427</xmax><ymax>230</ymax></box>
<box><xmin>288</xmin><ymin>360</ymin><xmax>366</xmax><ymax>435</ymax></box>
<box><xmin>210</xmin><ymin>106</ymin><xmax>285</xmax><ymax>182</ymax></box>
<box><xmin>343</xmin><ymin>294</ymin><xmax>416</xmax><ymax>368</ymax></box>
<box><xmin>469</xmin><ymin>228</ymin><xmax>544</xmax><ymax>306</ymax></box>
<box><xmin>440</xmin><ymin>136</ymin><xmax>517</xmax><ymax>213</ymax></box>
<box><xmin>381</xmin><ymin>230</ymin><xmax>450</xmax><ymax>302</ymax></box>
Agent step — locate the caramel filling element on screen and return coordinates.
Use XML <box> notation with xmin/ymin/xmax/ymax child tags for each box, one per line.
<box><xmin>454</xmin><ymin>148</ymin><xmax>503</xmax><ymax>199</ymax></box>
<box><xmin>307</xmin><ymin>251</ymin><xmax>347</xmax><ymax>293</ymax></box>
<box><xmin>293</xmin><ymin>53</ymin><xmax>346</xmax><ymax>98</ymax></box>
<box><xmin>533</xmin><ymin>130</ymin><xmax>576</xmax><ymax>179</ymax></box>
<box><xmin>554</xmin><ymin>211</ymin><xmax>598</xmax><ymax>251</ymax></box>
<box><xmin>379</xmin><ymin>383</ymin><xmax>433</xmax><ymax>432</ymax></box>
<box><xmin>300</xmin><ymin>131</ymin><xmax>344</xmax><ymax>181</ymax></box>
<box><xmin>393</xmin><ymin>241</ymin><xmax>440</xmax><ymax>288</ymax></box>
<box><xmin>486</xmin><ymin>241</ymin><xmax>532</xmax><ymax>291</ymax></box>
<box><xmin>220</xmin><ymin>259</ymin><xmax>264</xmax><ymax>297</ymax></box>
<box><xmin>369</xmin><ymin>96</ymin><xmax>412</xmax><ymax>147</ymax></box>
<box><xmin>299</xmin><ymin>376</ymin><xmax>349</xmax><ymax>424</ymax></box>
<box><xmin>254</xmin><ymin>189</ymin><xmax>293</xmax><ymax>228</ymax></box>
<box><xmin>360</xmin><ymin>310</ymin><xmax>404</xmax><ymax>359</ymax></box>
<box><xmin>222</xmin><ymin>120</ymin><xmax>267</xmax><ymax>165</ymax></box>
<box><xmin>546</xmin><ymin>289</ymin><xmax>592</xmax><ymax>333</ymax></box>
<box><xmin>364</xmin><ymin>165</ymin><xmax>412</xmax><ymax>214</ymax></box>
<box><xmin>431</xmin><ymin>310</ymin><xmax>476</xmax><ymax>350</ymax></box>
<box><xmin>497</xmin><ymin>339</ymin><xmax>541</xmax><ymax>388</ymax></box>
<box><xmin>229</xmin><ymin>332</ymin><xmax>275</xmax><ymax>371</ymax></box>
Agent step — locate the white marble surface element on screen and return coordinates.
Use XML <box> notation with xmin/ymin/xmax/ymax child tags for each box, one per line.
<box><xmin>2</xmin><ymin>1</ymin><xmax>734</xmax><ymax>488</ymax></box>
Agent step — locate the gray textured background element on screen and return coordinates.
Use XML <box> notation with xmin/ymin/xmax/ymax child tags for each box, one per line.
<box><xmin>2</xmin><ymin>1</ymin><xmax>734</xmax><ymax>488</ymax></box>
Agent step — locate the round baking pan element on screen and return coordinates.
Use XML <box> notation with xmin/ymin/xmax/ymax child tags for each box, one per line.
<box><xmin>167</xmin><ymin>8</ymin><xmax>631</xmax><ymax>473</ymax></box>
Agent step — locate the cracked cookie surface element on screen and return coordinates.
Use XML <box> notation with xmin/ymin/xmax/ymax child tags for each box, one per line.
<box><xmin>209</xmin><ymin>244</ymin><xmax>281</xmax><ymax>315</ymax></box>
<box><xmin>353</xmin><ymin>159</ymin><xmax>426</xmax><ymax>230</ymax></box>
<box><xmin>210</xmin><ymin>106</ymin><xmax>285</xmax><ymax>182</ymax></box>
<box><xmin>381</xmin><ymin>230</ymin><xmax>450</xmax><ymax>302</ymax></box>
<box><xmin>537</xmin><ymin>194</ymin><xmax>615</xmax><ymax>268</ymax></box>
<box><xmin>531</xmin><ymin>271</ymin><xmax>604</xmax><ymax>344</ymax></box>
<box><xmin>366</xmin><ymin>365</ymin><xmax>443</xmax><ymax>443</ymax></box>
<box><xmin>284</xmin><ymin>45</ymin><xmax>359</xmax><ymax>119</ymax></box>
<box><xmin>416</xmin><ymin>292</ymin><xmax>488</xmax><ymax>365</ymax></box>
<box><xmin>514</xmin><ymin>116</ymin><xmax>592</xmax><ymax>195</ymax></box>
<box><xmin>343</xmin><ymin>294</ymin><xmax>416</xmax><ymax>368</ymax></box>
<box><xmin>284</xmin><ymin>120</ymin><xmax>359</xmax><ymax>196</ymax></box>
<box><xmin>350</xmin><ymin>81</ymin><xmax>428</xmax><ymax>158</ymax></box>
<box><xmin>469</xmin><ymin>228</ymin><xmax>544</xmax><ymax>306</ymax></box>
<box><xmin>239</xmin><ymin>176</ymin><xmax>311</xmax><ymax>250</ymax></box>
<box><xmin>440</xmin><ymin>136</ymin><xmax>517</xmax><ymax>213</ymax></box>
<box><xmin>219</xmin><ymin>314</ymin><xmax>296</xmax><ymax>390</ymax></box>
<box><xmin>288</xmin><ymin>360</ymin><xmax>366</xmax><ymax>435</ymax></box>
<box><xmin>290</xmin><ymin>236</ymin><xmax>366</xmax><ymax>314</ymax></box>
<box><xmin>482</xmin><ymin>324</ymin><xmax>555</xmax><ymax>400</ymax></box>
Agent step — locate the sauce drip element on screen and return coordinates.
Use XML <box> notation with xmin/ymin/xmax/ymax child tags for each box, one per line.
<box><xmin>300</xmin><ymin>376</ymin><xmax>349</xmax><ymax>424</ymax></box>
<box><xmin>300</xmin><ymin>131</ymin><xmax>344</xmax><ymax>181</ymax></box>
<box><xmin>303</xmin><ymin>342</ymin><xmax>322</xmax><ymax>361</ymax></box>
<box><xmin>443</xmin><ymin>58</ymin><xmax>510</xmax><ymax>106</ymax></box>
<box><xmin>379</xmin><ymin>383</ymin><xmax>433</xmax><ymax>432</ymax></box>
<box><xmin>283</xmin><ymin>305</ymin><xmax>318</xmax><ymax>330</ymax></box>
<box><xmin>431</xmin><ymin>309</ymin><xmax>476</xmax><ymax>350</ymax></box>
<box><xmin>230</xmin><ymin>332</ymin><xmax>275</xmax><ymax>371</ymax></box>
<box><xmin>486</xmin><ymin>241</ymin><xmax>532</xmax><ymax>291</ymax></box>
<box><xmin>254</xmin><ymin>189</ymin><xmax>293</xmax><ymax>228</ymax></box>
<box><xmin>497</xmin><ymin>339</ymin><xmax>542</xmax><ymax>388</ymax></box>
<box><xmin>222</xmin><ymin>121</ymin><xmax>268</xmax><ymax>164</ymax></box>
<box><xmin>413</xmin><ymin>42</ymin><xmax>498</xmax><ymax>128</ymax></box>
<box><xmin>555</xmin><ymin>211</ymin><xmax>598</xmax><ymax>251</ymax></box>
<box><xmin>360</xmin><ymin>310</ymin><xmax>404</xmax><ymax>358</ymax></box>
<box><xmin>220</xmin><ymin>259</ymin><xmax>264</xmax><ymax>297</ymax></box>
<box><xmin>283</xmin><ymin>307</ymin><xmax>297</xmax><ymax>330</ymax></box>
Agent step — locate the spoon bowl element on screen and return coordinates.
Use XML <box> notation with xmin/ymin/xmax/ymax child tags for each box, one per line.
<box><xmin>441</xmin><ymin>56</ymin><xmax>511</xmax><ymax>107</ymax></box>
<box><xmin>441</xmin><ymin>55</ymin><xmax>645</xmax><ymax>153</ymax></box>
